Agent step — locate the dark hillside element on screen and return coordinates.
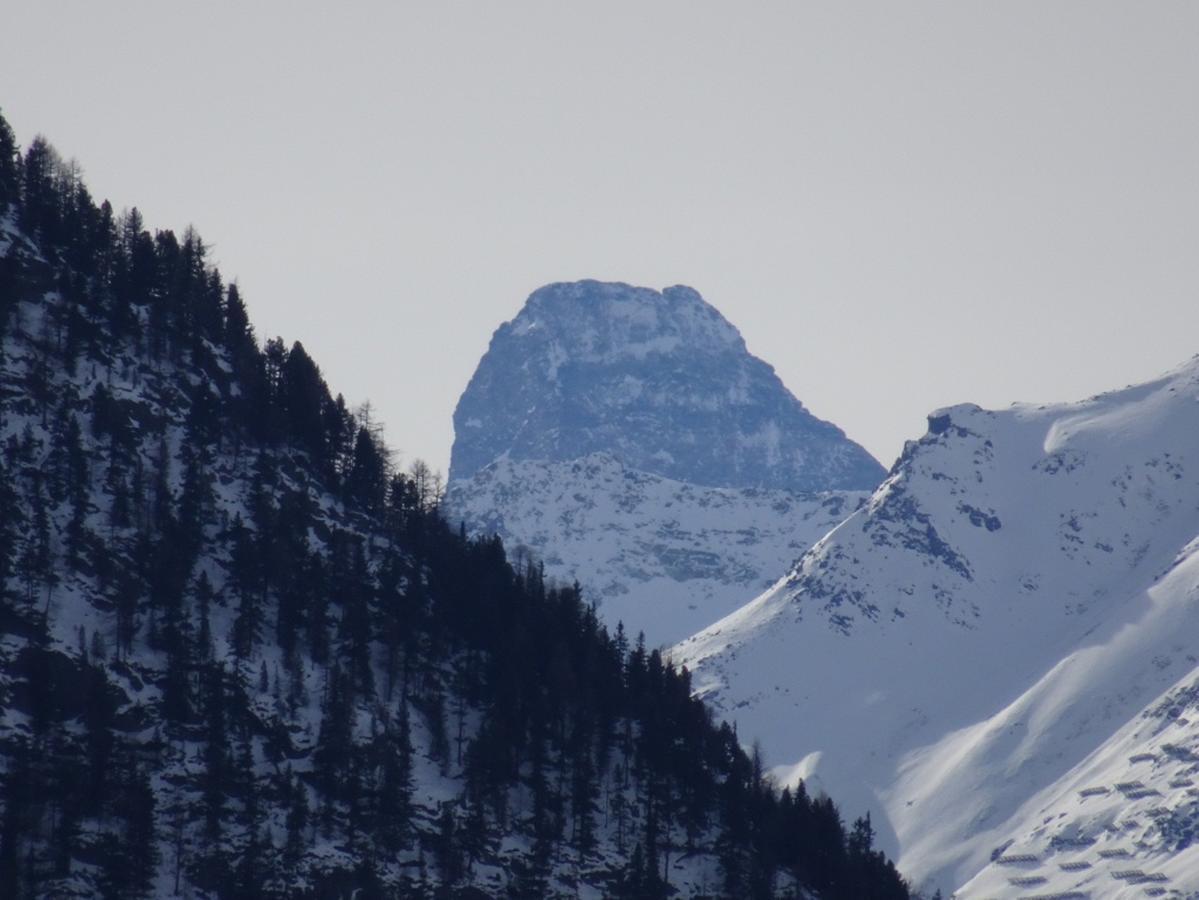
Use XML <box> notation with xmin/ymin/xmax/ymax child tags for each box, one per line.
<box><xmin>0</xmin><ymin>108</ymin><xmax>908</xmax><ymax>899</ymax></box>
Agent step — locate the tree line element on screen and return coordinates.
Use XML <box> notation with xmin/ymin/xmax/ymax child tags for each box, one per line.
<box><xmin>0</xmin><ymin>108</ymin><xmax>910</xmax><ymax>898</ymax></box>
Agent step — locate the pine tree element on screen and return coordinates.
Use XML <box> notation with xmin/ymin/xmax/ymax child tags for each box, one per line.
<box><xmin>377</xmin><ymin>700</ymin><xmax>413</xmax><ymax>852</ymax></box>
<box><xmin>272</xmin><ymin>481</ymin><xmax>313</xmax><ymax>657</ymax></box>
<box><xmin>433</xmin><ymin>802</ymin><xmax>464</xmax><ymax>888</ymax></box>
<box><xmin>305</xmin><ymin>551</ymin><xmax>330</xmax><ymax>665</ymax></box>
<box><xmin>0</xmin><ymin>737</ymin><xmax>33</xmax><ymax>896</ymax></box>
<box><xmin>112</xmin><ymin>566</ymin><xmax>139</xmax><ymax>660</ymax></box>
<box><xmin>20</xmin><ymin>136</ymin><xmax>63</xmax><ymax>243</ymax></box>
<box><xmin>177</xmin><ymin>434</ymin><xmax>215</xmax><ymax>554</ymax></box>
<box><xmin>160</xmin><ymin>600</ymin><xmax>193</xmax><ymax>726</ymax></box>
<box><xmin>335</xmin><ymin>535</ymin><xmax>375</xmax><ymax>697</ymax></box>
<box><xmin>849</xmin><ymin>811</ymin><xmax>876</xmax><ymax>858</ymax></box>
<box><xmin>150</xmin><ymin>434</ymin><xmax>173</xmax><ymax>535</ymax></box>
<box><xmin>234</xmin><ymin>732</ymin><xmax>268</xmax><ymax>898</ymax></box>
<box><xmin>18</xmin><ymin>472</ymin><xmax>55</xmax><ymax>617</ymax></box>
<box><xmin>0</xmin><ymin>452</ymin><xmax>24</xmax><ymax>619</ymax></box>
<box><xmin>283</xmin><ymin>769</ymin><xmax>310</xmax><ymax>868</ymax></box>
<box><xmin>0</xmin><ymin>108</ymin><xmax>20</xmax><ymax>211</ymax></box>
<box><xmin>97</xmin><ymin>749</ymin><xmax>159</xmax><ymax>900</ymax></box>
<box><xmin>200</xmin><ymin>662</ymin><xmax>231</xmax><ymax>842</ymax></box>
<box><xmin>313</xmin><ymin>662</ymin><xmax>354</xmax><ymax>803</ymax></box>
<box><xmin>345</xmin><ymin>425</ymin><xmax>388</xmax><ymax>512</ymax></box>
<box><xmin>194</xmin><ymin>570</ymin><xmax>215</xmax><ymax>661</ymax></box>
<box><xmin>281</xmin><ymin>341</ymin><xmax>329</xmax><ymax>464</ymax></box>
<box><xmin>229</xmin><ymin>514</ymin><xmax>262</xmax><ymax>660</ymax></box>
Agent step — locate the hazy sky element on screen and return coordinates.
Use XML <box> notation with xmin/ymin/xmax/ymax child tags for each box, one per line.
<box><xmin>4</xmin><ymin>2</ymin><xmax>1198</xmax><ymax>477</ymax></box>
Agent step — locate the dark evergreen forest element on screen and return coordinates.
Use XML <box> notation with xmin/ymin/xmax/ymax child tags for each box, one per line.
<box><xmin>0</xmin><ymin>108</ymin><xmax>910</xmax><ymax>898</ymax></box>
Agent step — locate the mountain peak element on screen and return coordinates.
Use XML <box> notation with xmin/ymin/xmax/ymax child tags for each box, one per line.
<box><xmin>508</xmin><ymin>280</ymin><xmax>747</xmax><ymax>359</ymax></box>
<box><xmin>450</xmin><ymin>280</ymin><xmax>885</xmax><ymax>492</ymax></box>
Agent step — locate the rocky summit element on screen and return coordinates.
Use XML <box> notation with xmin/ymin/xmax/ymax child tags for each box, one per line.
<box><xmin>449</xmin><ymin>280</ymin><xmax>884</xmax><ymax>492</ymax></box>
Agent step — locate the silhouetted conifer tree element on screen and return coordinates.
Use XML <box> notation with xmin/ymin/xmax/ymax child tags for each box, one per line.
<box><xmin>0</xmin><ymin>108</ymin><xmax>19</xmax><ymax>210</ymax></box>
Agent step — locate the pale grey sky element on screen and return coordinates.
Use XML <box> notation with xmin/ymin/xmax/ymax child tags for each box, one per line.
<box><xmin>3</xmin><ymin>2</ymin><xmax>1198</xmax><ymax>477</ymax></box>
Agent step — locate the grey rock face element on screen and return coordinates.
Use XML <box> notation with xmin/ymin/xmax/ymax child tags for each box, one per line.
<box><xmin>450</xmin><ymin>280</ymin><xmax>884</xmax><ymax>492</ymax></box>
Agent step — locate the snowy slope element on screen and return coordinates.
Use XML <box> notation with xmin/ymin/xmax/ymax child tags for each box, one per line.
<box><xmin>450</xmin><ymin>280</ymin><xmax>884</xmax><ymax>492</ymax></box>
<box><xmin>674</xmin><ymin>356</ymin><xmax>1199</xmax><ymax>894</ymax></box>
<box><xmin>959</xmin><ymin>616</ymin><xmax>1199</xmax><ymax>899</ymax></box>
<box><xmin>443</xmin><ymin>452</ymin><xmax>866</xmax><ymax>646</ymax></box>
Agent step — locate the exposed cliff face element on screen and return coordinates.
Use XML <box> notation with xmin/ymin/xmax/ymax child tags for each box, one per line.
<box><xmin>450</xmin><ymin>280</ymin><xmax>884</xmax><ymax>493</ymax></box>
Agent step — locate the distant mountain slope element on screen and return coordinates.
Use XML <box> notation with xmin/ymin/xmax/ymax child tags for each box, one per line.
<box><xmin>450</xmin><ymin>280</ymin><xmax>884</xmax><ymax>493</ymax></box>
<box><xmin>674</xmin><ymin>356</ymin><xmax>1199</xmax><ymax>894</ymax></box>
<box><xmin>444</xmin><ymin>452</ymin><xmax>866</xmax><ymax>645</ymax></box>
<box><xmin>958</xmin><ymin>640</ymin><xmax>1199</xmax><ymax>898</ymax></box>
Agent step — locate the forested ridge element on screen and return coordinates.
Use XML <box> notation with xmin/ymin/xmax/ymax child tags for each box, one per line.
<box><xmin>0</xmin><ymin>109</ymin><xmax>909</xmax><ymax>898</ymax></box>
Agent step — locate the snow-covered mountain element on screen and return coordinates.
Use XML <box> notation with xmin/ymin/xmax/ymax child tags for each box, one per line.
<box><xmin>674</xmin><ymin>356</ymin><xmax>1199</xmax><ymax>895</ymax></box>
<box><xmin>958</xmin><ymin>652</ymin><xmax>1199</xmax><ymax>898</ymax></box>
<box><xmin>443</xmin><ymin>452</ymin><xmax>866</xmax><ymax>646</ymax></box>
<box><xmin>446</xmin><ymin>280</ymin><xmax>881</xmax><ymax>647</ymax></box>
<box><xmin>450</xmin><ymin>280</ymin><xmax>884</xmax><ymax>493</ymax></box>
